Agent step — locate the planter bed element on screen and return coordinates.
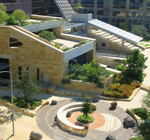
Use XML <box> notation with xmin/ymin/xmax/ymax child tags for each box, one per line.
<box><xmin>0</xmin><ymin>96</ymin><xmax>48</xmax><ymax>117</ymax></box>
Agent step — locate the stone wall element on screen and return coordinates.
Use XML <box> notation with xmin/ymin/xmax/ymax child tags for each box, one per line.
<box><xmin>60</xmin><ymin>74</ymin><xmax>114</xmax><ymax>94</ymax></box>
<box><xmin>0</xmin><ymin>26</ymin><xmax>64</xmax><ymax>85</ymax></box>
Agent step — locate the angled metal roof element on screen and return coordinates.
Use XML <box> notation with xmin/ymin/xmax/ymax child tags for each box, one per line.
<box><xmin>88</xmin><ymin>19</ymin><xmax>143</xmax><ymax>44</ymax></box>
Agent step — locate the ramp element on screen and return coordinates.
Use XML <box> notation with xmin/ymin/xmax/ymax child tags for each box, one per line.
<box><xmin>54</xmin><ymin>0</ymin><xmax>76</xmax><ymax>21</ymax></box>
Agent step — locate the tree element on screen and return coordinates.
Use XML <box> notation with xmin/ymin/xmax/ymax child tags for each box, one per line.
<box><xmin>0</xmin><ymin>3</ymin><xmax>6</xmax><ymax>12</ymax></box>
<box><xmin>0</xmin><ymin>10</ymin><xmax>8</xmax><ymax>24</ymax></box>
<box><xmin>123</xmin><ymin>49</ymin><xmax>147</xmax><ymax>82</ymax></box>
<box><xmin>12</xmin><ymin>9</ymin><xmax>29</xmax><ymax>22</ymax></box>
<box><xmin>119</xmin><ymin>22</ymin><xmax>129</xmax><ymax>31</ymax></box>
<box><xmin>38</xmin><ymin>30</ymin><xmax>56</xmax><ymax>41</ymax></box>
<box><xmin>81</xmin><ymin>96</ymin><xmax>94</xmax><ymax>117</ymax></box>
<box><xmin>131</xmin><ymin>25</ymin><xmax>150</xmax><ymax>40</ymax></box>
<box><xmin>15</xmin><ymin>70</ymin><xmax>42</xmax><ymax>102</ymax></box>
<box><xmin>142</xmin><ymin>93</ymin><xmax>150</xmax><ymax>112</ymax></box>
<box><xmin>139</xmin><ymin>120</ymin><xmax>150</xmax><ymax>140</ymax></box>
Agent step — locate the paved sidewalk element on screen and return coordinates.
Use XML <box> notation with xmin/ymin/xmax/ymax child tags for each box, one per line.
<box><xmin>142</xmin><ymin>49</ymin><xmax>150</xmax><ymax>87</ymax></box>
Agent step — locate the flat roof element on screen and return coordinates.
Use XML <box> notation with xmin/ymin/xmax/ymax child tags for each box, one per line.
<box><xmin>88</xmin><ymin>19</ymin><xmax>143</xmax><ymax>44</ymax></box>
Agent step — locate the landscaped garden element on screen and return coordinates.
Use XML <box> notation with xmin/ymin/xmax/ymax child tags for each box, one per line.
<box><xmin>0</xmin><ymin>3</ymin><xmax>40</xmax><ymax>26</ymax></box>
<box><xmin>103</xmin><ymin>74</ymin><xmax>140</xmax><ymax>98</ymax></box>
<box><xmin>0</xmin><ymin>70</ymin><xmax>43</xmax><ymax>111</ymax></box>
<box><xmin>0</xmin><ymin>96</ymin><xmax>42</xmax><ymax>110</ymax></box>
<box><xmin>129</xmin><ymin>93</ymin><xmax>150</xmax><ymax>140</ymax></box>
<box><xmin>62</xmin><ymin>61</ymin><xmax>112</xmax><ymax>88</ymax></box>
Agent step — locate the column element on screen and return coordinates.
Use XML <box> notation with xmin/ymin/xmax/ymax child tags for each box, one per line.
<box><xmin>94</xmin><ymin>0</ymin><xmax>97</xmax><ymax>18</ymax></box>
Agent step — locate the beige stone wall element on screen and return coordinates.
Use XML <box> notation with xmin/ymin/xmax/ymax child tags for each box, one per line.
<box><xmin>0</xmin><ymin>26</ymin><xmax>65</xmax><ymax>85</ymax></box>
<box><xmin>59</xmin><ymin>75</ymin><xmax>114</xmax><ymax>94</ymax></box>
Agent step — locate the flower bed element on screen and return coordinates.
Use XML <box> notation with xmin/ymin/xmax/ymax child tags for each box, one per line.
<box><xmin>103</xmin><ymin>74</ymin><xmax>140</xmax><ymax>98</ymax></box>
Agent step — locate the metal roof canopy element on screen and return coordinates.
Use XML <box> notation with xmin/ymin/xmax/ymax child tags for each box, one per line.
<box><xmin>88</xmin><ymin>19</ymin><xmax>143</xmax><ymax>44</ymax></box>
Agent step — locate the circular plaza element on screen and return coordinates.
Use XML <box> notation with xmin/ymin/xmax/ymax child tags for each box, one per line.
<box><xmin>36</xmin><ymin>99</ymin><xmax>136</xmax><ymax>140</ymax></box>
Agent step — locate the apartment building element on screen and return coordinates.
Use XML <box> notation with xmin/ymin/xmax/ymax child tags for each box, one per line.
<box><xmin>69</xmin><ymin>0</ymin><xmax>150</xmax><ymax>29</ymax></box>
<box><xmin>2</xmin><ymin>0</ymin><xmax>32</xmax><ymax>15</ymax></box>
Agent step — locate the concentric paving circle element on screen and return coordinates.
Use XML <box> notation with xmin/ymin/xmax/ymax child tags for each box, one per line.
<box><xmin>96</xmin><ymin>113</ymin><xmax>122</xmax><ymax>132</ymax></box>
<box><xmin>67</xmin><ymin>111</ymin><xmax>105</xmax><ymax>129</ymax></box>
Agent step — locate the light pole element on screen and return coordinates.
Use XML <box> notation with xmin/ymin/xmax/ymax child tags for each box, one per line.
<box><xmin>0</xmin><ymin>69</ymin><xmax>15</xmax><ymax>136</ymax></box>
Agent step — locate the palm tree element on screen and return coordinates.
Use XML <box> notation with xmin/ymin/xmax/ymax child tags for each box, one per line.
<box><xmin>81</xmin><ymin>96</ymin><xmax>94</xmax><ymax>117</ymax></box>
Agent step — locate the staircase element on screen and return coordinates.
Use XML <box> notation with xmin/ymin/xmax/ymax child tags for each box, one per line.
<box><xmin>54</xmin><ymin>0</ymin><xmax>76</xmax><ymax>21</ymax></box>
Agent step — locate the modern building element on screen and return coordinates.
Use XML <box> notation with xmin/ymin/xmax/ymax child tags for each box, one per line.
<box><xmin>2</xmin><ymin>0</ymin><xmax>150</xmax><ymax>29</ymax></box>
<box><xmin>0</xmin><ymin>14</ymin><xmax>95</xmax><ymax>86</ymax></box>
<box><xmin>69</xmin><ymin>0</ymin><xmax>150</xmax><ymax>29</ymax></box>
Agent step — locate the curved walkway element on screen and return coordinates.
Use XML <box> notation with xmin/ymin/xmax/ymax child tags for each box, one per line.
<box><xmin>36</xmin><ymin>99</ymin><xmax>136</xmax><ymax>140</ymax></box>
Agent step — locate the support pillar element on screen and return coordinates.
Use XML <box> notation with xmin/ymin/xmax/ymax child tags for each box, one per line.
<box><xmin>94</xmin><ymin>0</ymin><xmax>97</xmax><ymax>18</ymax></box>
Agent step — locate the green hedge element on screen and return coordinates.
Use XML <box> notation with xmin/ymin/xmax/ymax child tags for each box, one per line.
<box><xmin>132</xmin><ymin>108</ymin><xmax>149</xmax><ymax>120</ymax></box>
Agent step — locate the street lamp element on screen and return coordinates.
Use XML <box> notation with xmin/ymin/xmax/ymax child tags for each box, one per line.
<box><xmin>0</xmin><ymin>69</ymin><xmax>15</xmax><ymax>136</ymax></box>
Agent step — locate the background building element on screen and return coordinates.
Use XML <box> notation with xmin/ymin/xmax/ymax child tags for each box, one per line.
<box><xmin>69</xmin><ymin>0</ymin><xmax>150</xmax><ymax>29</ymax></box>
<box><xmin>2</xmin><ymin>0</ymin><xmax>32</xmax><ymax>15</ymax></box>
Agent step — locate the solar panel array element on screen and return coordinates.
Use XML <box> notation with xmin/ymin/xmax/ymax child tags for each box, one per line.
<box><xmin>54</xmin><ymin>0</ymin><xmax>76</xmax><ymax>21</ymax></box>
<box><xmin>88</xmin><ymin>19</ymin><xmax>143</xmax><ymax>44</ymax></box>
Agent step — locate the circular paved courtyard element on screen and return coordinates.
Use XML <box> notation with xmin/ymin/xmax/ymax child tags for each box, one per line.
<box><xmin>36</xmin><ymin>99</ymin><xmax>136</xmax><ymax>140</ymax></box>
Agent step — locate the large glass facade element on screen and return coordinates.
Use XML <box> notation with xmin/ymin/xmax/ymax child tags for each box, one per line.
<box><xmin>130</xmin><ymin>0</ymin><xmax>143</xmax><ymax>9</ymax></box>
<box><xmin>113</xmin><ymin>0</ymin><xmax>126</xmax><ymax>8</ymax></box>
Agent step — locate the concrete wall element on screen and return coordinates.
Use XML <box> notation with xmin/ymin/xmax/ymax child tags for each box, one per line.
<box><xmin>64</xmin><ymin>41</ymin><xmax>94</xmax><ymax>62</ymax></box>
<box><xmin>0</xmin><ymin>26</ymin><xmax>64</xmax><ymax>85</ymax></box>
<box><xmin>22</xmin><ymin>20</ymin><xmax>62</xmax><ymax>32</ymax></box>
<box><xmin>71</xmin><ymin>13</ymin><xmax>92</xmax><ymax>23</ymax></box>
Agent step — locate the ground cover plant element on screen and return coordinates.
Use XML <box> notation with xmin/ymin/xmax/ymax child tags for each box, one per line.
<box><xmin>103</xmin><ymin>74</ymin><xmax>140</xmax><ymax>98</ymax></box>
<box><xmin>1</xmin><ymin>96</ymin><xmax>42</xmax><ymax>110</ymax></box>
<box><xmin>62</xmin><ymin>61</ymin><xmax>112</xmax><ymax>88</ymax></box>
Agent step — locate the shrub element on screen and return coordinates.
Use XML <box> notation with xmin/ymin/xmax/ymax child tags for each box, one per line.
<box><xmin>38</xmin><ymin>30</ymin><xmax>56</xmax><ymax>41</ymax></box>
<box><xmin>116</xmin><ymin>65</ymin><xmax>124</xmax><ymax>71</ymax></box>
<box><xmin>0</xmin><ymin>3</ymin><xmax>6</xmax><ymax>12</ymax></box>
<box><xmin>132</xmin><ymin>108</ymin><xmax>149</xmax><ymax>120</ymax></box>
<box><xmin>0</xmin><ymin>10</ymin><xmax>8</xmax><ymax>24</ymax></box>
<box><xmin>104</xmin><ymin>81</ymin><xmax>140</xmax><ymax>98</ymax></box>
<box><xmin>77</xmin><ymin>114</ymin><xmax>94</xmax><ymax>123</ymax></box>
<box><xmin>67</xmin><ymin>62</ymin><xmax>112</xmax><ymax>87</ymax></box>
<box><xmin>6</xmin><ymin>15</ymin><xmax>16</xmax><ymax>25</ymax></box>
<box><xmin>61</xmin><ymin>76</ymin><xmax>71</xmax><ymax>84</ymax></box>
<box><xmin>12</xmin><ymin>9</ymin><xmax>29</xmax><ymax>22</ymax></box>
<box><xmin>139</xmin><ymin>120</ymin><xmax>150</xmax><ymax>140</ymax></box>
<box><xmin>16</xmin><ymin>99</ymin><xmax>28</xmax><ymax>108</ymax></box>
